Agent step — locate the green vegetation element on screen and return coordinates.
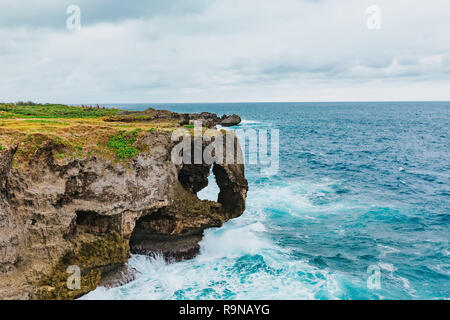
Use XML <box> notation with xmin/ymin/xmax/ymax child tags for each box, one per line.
<box><xmin>0</xmin><ymin>102</ymin><xmax>119</xmax><ymax>119</ymax></box>
<box><xmin>107</xmin><ymin>129</ymin><xmax>140</xmax><ymax>159</ymax></box>
<box><xmin>184</xmin><ymin>124</ymin><xmax>195</xmax><ymax>129</ymax></box>
<box><xmin>37</xmin><ymin>233</ymin><xmax>129</xmax><ymax>300</ymax></box>
<box><xmin>0</xmin><ymin>102</ymin><xmax>195</xmax><ymax>166</ymax></box>
<box><xmin>24</xmin><ymin>119</ymin><xmax>68</xmax><ymax>125</ymax></box>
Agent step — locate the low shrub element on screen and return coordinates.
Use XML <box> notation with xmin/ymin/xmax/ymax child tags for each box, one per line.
<box><xmin>107</xmin><ymin>129</ymin><xmax>140</xmax><ymax>159</ymax></box>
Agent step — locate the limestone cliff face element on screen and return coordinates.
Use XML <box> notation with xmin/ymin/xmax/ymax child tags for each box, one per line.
<box><xmin>0</xmin><ymin>130</ymin><xmax>248</xmax><ymax>300</ymax></box>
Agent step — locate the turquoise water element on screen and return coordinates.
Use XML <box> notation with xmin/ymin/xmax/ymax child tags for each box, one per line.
<box><xmin>83</xmin><ymin>102</ymin><xmax>449</xmax><ymax>300</ymax></box>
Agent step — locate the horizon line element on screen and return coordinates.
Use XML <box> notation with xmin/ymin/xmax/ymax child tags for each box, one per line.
<box><xmin>67</xmin><ymin>100</ymin><xmax>450</xmax><ymax>105</ymax></box>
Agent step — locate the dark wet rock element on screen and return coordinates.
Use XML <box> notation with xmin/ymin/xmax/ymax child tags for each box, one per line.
<box><xmin>220</xmin><ymin>114</ymin><xmax>242</xmax><ymax>127</ymax></box>
<box><xmin>214</xmin><ymin>162</ymin><xmax>247</xmax><ymax>217</ymax></box>
<box><xmin>99</xmin><ymin>264</ymin><xmax>137</xmax><ymax>289</ymax></box>
<box><xmin>178</xmin><ymin>164</ymin><xmax>212</xmax><ymax>194</ymax></box>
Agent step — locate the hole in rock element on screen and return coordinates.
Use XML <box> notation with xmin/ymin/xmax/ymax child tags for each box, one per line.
<box><xmin>197</xmin><ymin>166</ymin><xmax>220</xmax><ymax>201</ymax></box>
<box><xmin>129</xmin><ymin>210</ymin><xmax>203</xmax><ymax>261</ymax></box>
<box><xmin>178</xmin><ymin>163</ymin><xmax>221</xmax><ymax>203</ymax></box>
<box><xmin>130</xmin><ymin>210</ymin><xmax>176</xmax><ymax>239</ymax></box>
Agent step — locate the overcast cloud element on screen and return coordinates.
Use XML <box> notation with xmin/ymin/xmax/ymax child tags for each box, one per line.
<box><xmin>0</xmin><ymin>0</ymin><xmax>449</xmax><ymax>103</ymax></box>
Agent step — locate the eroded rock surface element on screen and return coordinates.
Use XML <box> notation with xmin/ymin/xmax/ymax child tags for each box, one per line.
<box><xmin>0</xmin><ymin>124</ymin><xmax>247</xmax><ymax>299</ymax></box>
<box><xmin>220</xmin><ymin>114</ymin><xmax>242</xmax><ymax>127</ymax></box>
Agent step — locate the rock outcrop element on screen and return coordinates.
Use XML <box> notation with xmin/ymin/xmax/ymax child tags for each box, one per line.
<box><xmin>0</xmin><ymin>121</ymin><xmax>248</xmax><ymax>299</ymax></box>
<box><xmin>220</xmin><ymin>114</ymin><xmax>242</xmax><ymax>127</ymax></box>
<box><xmin>104</xmin><ymin>108</ymin><xmax>242</xmax><ymax>128</ymax></box>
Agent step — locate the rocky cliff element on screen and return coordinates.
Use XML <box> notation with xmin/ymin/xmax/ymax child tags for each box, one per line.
<box><xmin>0</xmin><ymin>109</ymin><xmax>247</xmax><ymax>300</ymax></box>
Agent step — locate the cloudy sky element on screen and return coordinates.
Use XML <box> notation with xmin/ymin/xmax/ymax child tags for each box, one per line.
<box><xmin>1</xmin><ymin>0</ymin><xmax>449</xmax><ymax>103</ymax></box>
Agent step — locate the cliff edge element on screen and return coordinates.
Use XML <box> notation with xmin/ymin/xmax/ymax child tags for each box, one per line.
<box><xmin>0</xmin><ymin>103</ymin><xmax>247</xmax><ymax>299</ymax></box>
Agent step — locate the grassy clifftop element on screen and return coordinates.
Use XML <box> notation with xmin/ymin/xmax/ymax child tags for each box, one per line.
<box><xmin>0</xmin><ymin>103</ymin><xmax>185</xmax><ymax>166</ymax></box>
<box><xmin>0</xmin><ymin>102</ymin><xmax>120</xmax><ymax>119</ymax></box>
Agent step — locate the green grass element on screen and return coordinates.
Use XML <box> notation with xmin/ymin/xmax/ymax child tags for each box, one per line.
<box><xmin>0</xmin><ymin>102</ymin><xmax>201</xmax><ymax>165</ymax></box>
<box><xmin>0</xmin><ymin>112</ymin><xmax>15</xmax><ymax>119</ymax></box>
<box><xmin>184</xmin><ymin>124</ymin><xmax>195</xmax><ymax>129</ymax></box>
<box><xmin>0</xmin><ymin>103</ymin><xmax>119</xmax><ymax>119</ymax></box>
<box><xmin>107</xmin><ymin>129</ymin><xmax>140</xmax><ymax>159</ymax></box>
<box><xmin>24</xmin><ymin>120</ymin><xmax>68</xmax><ymax>125</ymax></box>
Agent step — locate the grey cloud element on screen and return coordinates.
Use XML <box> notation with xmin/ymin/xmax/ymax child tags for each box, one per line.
<box><xmin>0</xmin><ymin>0</ymin><xmax>449</xmax><ymax>103</ymax></box>
<box><xmin>0</xmin><ymin>0</ymin><xmax>209</xmax><ymax>28</ymax></box>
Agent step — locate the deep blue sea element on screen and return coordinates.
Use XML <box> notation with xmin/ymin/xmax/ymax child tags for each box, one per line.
<box><xmin>83</xmin><ymin>102</ymin><xmax>449</xmax><ymax>300</ymax></box>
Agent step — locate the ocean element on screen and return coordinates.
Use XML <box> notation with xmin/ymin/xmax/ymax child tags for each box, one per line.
<box><xmin>82</xmin><ymin>102</ymin><xmax>449</xmax><ymax>300</ymax></box>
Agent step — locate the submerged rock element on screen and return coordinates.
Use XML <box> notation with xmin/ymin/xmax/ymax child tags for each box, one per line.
<box><xmin>0</xmin><ymin>116</ymin><xmax>248</xmax><ymax>299</ymax></box>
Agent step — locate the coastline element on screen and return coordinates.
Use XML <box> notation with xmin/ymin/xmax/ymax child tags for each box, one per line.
<box><xmin>0</xmin><ymin>103</ymin><xmax>247</xmax><ymax>299</ymax></box>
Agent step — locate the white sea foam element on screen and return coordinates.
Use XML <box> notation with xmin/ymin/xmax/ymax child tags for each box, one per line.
<box><xmin>82</xmin><ymin>250</ymin><xmax>343</xmax><ymax>300</ymax></box>
<box><xmin>398</xmin><ymin>276</ymin><xmax>410</xmax><ymax>289</ymax></box>
<box><xmin>246</xmin><ymin>178</ymin><xmax>364</xmax><ymax>219</ymax></box>
<box><xmin>377</xmin><ymin>245</ymin><xmax>400</xmax><ymax>258</ymax></box>
<box><xmin>240</xmin><ymin>120</ymin><xmax>262</xmax><ymax>125</ymax></box>
<box><xmin>378</xmin><ymin>263</ymin><xmax>396</xmax><ymax>273</ymax></box>
<box><xmin>198</xmin><ymin>221</ymin><xmax>271</xmax><ymax>260</ymax></box>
